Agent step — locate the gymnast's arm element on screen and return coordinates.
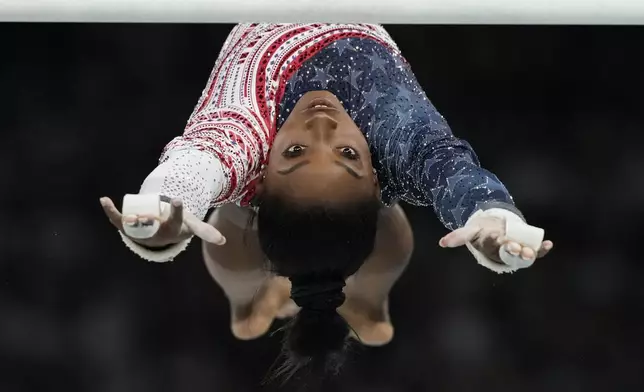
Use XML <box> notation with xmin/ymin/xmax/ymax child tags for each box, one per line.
<box><xmin>118</xmin><ymin>120</ymin><xmax>265</xmax><ymax>264</ymax></box>
<box><xmin>383</xmin><ymin>67</ymin><xmax>534</xmax><ymax>272</ymax></box>
<box><xmin>403</xmin><ymin>122</ymin><xmax>539</xmax><ymax>273</ymax></box>
<box><xmin>115</xmin><ymin>25</ymin><xmax>267</xmax><ymax>262</ymax></box>
<box><xmin>408</xmin><ymin>132</ymin><xmax>523</xmax><ymax>231</ymax></box>
<box><xmin>113</xmin><ymin>148</ymin><xmax>228</xmax><ymax>263</ymax></box>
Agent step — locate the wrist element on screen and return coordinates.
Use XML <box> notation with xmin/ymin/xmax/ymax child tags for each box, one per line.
<box><xmin>474</xmin><ymin>201</ymin><xmax>525</xmax><ymax>223</ymax></box>
<box><xmin>132</xmin><ymin>240</ymin><xmax>177</xmax><ymax>252</ymax></box>
<box><xmin>128</xmin><ymin>232</ymin><xmax>191</xmax><ymax>250</ymax></box>
<box><xmin>118</xmin><ymin>231</ymin><xmax>192</xmax><ymax>263</ymax></box>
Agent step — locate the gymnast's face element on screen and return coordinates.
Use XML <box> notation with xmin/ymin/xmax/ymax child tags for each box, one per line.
<box><xmin>261</xmin><ymin>91</ymin><xmax>378</xmax><ymax>203</ymax></box>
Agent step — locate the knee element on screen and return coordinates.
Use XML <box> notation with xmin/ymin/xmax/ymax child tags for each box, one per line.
<box><xmin>372</xmin><ymin>205</ymin><xmax>414</xmax><ymax>269</ymax></box>
<box><xmin>388</xmin><ymin>205</ymin><xmax>414</xmax><ymax>262</ymax></box>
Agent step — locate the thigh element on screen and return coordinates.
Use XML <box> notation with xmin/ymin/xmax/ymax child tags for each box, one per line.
<box><xmin>202</xmin><ymin>204</ymin><xmax>266</xmax><ymax>274</ymax></box>
<box><xmin>202</xmin><ymin>205</ymin><xmax>296</xmax><ymax>339</ymax></box>
<box><xmin>356</xmin><ymin>203</ymin><xmax>414</xmax><ymax>276</ymax></box>
<box><xmin>342</xmin><ymin>204</ymin><xmax>414</xmax><ymax>310</ymax></box>
<box><xmin>339</xmin><ymin>204</ymin><xmax>413</xmax><ymax>345</ymax></box>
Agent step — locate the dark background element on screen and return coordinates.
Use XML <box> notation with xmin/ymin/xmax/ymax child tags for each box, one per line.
<box><xmin>2</xmin><ymin>24</ymin><xmax>643</xmax><ymax>392</ymax></box>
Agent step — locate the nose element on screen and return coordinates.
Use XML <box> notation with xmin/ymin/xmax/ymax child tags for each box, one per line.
<box><xmin>304</xmin><ymin>112</ymin><xmax>338</xmax><ymax>140</ymax></box>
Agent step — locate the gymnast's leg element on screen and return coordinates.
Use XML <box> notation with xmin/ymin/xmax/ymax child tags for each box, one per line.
<box><xmin>202</xmin><ymin>203</ymin><xmax>413</xmax><ymax>345</ymax></box>
<box><xmin>202</xmin><ymin>204</ymin><xmax>297</xmax><ymax>340</ymax></box>
<box><xmin>340</xmin><ymin>203</ymin><xmax>414</xmax><ymax>346</ymax></box>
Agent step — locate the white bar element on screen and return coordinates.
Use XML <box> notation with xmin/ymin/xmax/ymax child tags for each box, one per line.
<box><xmin>1</xmin><ymin>0</ymin><xmax>643</xmax><ymax>24</ymax></box>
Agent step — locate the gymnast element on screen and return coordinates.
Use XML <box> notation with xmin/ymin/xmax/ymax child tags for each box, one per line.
<box><xmin>100</xmin><ymin>23</ymin><xmax>553</xmax><ymax>380</ymax></box>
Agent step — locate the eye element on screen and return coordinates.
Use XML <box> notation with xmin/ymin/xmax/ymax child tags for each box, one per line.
<box><xmin>283</xmin><ymin>144</ymin><xmax>306</xmax><ymax>157</ymax></box>
<box><xmin>340</xmin><ymin>146</ymin><xmax>359</xmax><ymax>160</ymax></box>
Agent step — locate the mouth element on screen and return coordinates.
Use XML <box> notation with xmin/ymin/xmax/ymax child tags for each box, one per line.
<box><xmin>304</xmin><ymin>98</ymin><xmax>338</xmax><ymax>113</ymax></box>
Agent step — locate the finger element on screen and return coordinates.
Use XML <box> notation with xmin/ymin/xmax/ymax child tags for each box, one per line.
<box><xmin>498</xmin><ymin>241</ymin><xmax>534</xmax><ymax>269</ymax></box>
<box><xmin>123</xmin><ymin>215</ymin><xmax>138</xmax><ymax>224</ymax></box>
<box><xmin>520</xmin><ymin>246</ymin><xmax>536</xmax><ymax>261</ymax></box>
<box><xmin>184</xmin><ymin>216</ymin><xmax>227</xmax><ymax>245</ymax></box>
<box><xmin>537</xmin><ymin>240</ymin><xmax>553</xmax><ymax>258</ymax></box>
<box><xmin>439</xmin><ymin>225</ymin><xmax>482</xmax><ymax>248</ymax></box>
<box><xmin>504</xmin><ymin>241</ymin><xmax>522</xmax><ymax>256</ymax></box>
<box><xmin>166</xmin><ymin>198</ymin><xmax>184</xmax><ymax>232</ymax></box>
<box><xmin>138</xmin><ymin>216</ymin><xmax>153</xmax><ymax>225</ymax></box>
<box><xmin>100</xmin><ymin>197</ymin><xmax>124</xmax><ymax>230</ymax></box>
<box><xmin>498</xmin><ymin>247</ymin><xmax>534</xmax><ymax>269</ymax></box>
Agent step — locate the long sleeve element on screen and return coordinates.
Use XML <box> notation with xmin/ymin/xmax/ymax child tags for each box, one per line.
<box><xmin>353</xmin><ymin>41</ymin><xmax>531</xmax><ymax>272</ymax></box>
<box><xmin>118</xmin><ymin>149</ymin><xmax>228</xmax><ymax>263</ymax></box>
<box><xmin>119</xmin><ymin>24</ymin><xmax>274</xmax><ymax>262</ymax></box>
<box><xmin>368</xmin><ymin>50</ymin><xmax>523</xmax><ymax>229</ymax></box>
<box><xmin>139</xmin><ymin>149</ymin><xmax>226</xmax><ymax>220</ymax></box>
<box><xmin>153</xmin><ymin>24</ymin><xmax>273</xmax><ymax>212</ymax></box>
<box><xmin>407</xmin><ymin>133</ymin><xmax>523</xmax><ymax>230</ymax></box>
<box><xmin>386</xmin><ymin>62</ymin><xmax>524</xmax><ymax>229</ymax></box>
<box><xmin>383</xmin><ymin>78</ymin><xmax>525</xmax><ymax>230</ymax></box>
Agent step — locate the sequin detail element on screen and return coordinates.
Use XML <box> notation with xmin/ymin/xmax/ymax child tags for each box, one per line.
<box><xmin>154</xmin><ymin>150</ymin><xmax>225</xmax><ymax>220</ymax></box>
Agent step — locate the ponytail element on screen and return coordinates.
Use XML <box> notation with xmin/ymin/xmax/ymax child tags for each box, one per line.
<box><xmin>255</xmin><ymin>191</ymin><xmax>381</xmax><ymax>384</ymax></box>
<box><xmin>269</xmin><ymin>274</ymin><xmax>350</xmax><ymax>382</ymax></box>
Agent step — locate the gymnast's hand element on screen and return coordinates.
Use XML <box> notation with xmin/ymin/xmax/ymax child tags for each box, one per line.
<box><xmin>438</xmin><ymin>213</ymin><xmax>553</xmax><ymax>266</ymax></box>
<box><xmin>100</xmin><ymin>196</ymin><xmax>226</xmax><ymax>248</ymax></box>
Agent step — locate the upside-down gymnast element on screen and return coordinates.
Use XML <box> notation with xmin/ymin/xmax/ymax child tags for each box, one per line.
<box><xmin>100</xmin><ymin>23</ymin><xmax>553</xmax><ymax>380</ymax></box>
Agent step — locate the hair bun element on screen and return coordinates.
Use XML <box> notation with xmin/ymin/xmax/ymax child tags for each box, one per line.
<box><xmin>289</xmin><ymin>275</ymin><xmax>346</xmax><ymax>311</ymax></box>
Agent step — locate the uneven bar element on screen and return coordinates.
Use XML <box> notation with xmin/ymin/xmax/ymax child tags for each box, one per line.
<box><xmin>0</xmin><ymin>0</ymin><xmax>642</xmax><ymax>24</ymax></box>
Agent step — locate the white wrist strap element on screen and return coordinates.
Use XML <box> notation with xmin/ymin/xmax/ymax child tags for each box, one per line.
<box><xmin>499</xmin><ymin>217</ymin><xmax>544</xmax><ymax>269</ymax></box>
<box><xmin>465</xmin><ymin>208</ymin><xmax>544</xmax><ymax>273</ymax></box>
<box><xmin>121</xmin><ymin>193</ymin><xmax>167</xmax><ymax>239</ymax></box>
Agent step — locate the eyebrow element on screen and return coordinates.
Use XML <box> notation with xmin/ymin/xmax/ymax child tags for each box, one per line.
<box><xmin>277</xmin><ymin>160</ymin><xmax>363</xmax><ymax>179</ymax></box>
<box><xmin>277</xmin><ymin>160</ymin><xmax>310</xmax><ymax>174</ymax></box>
<box><xmin>334</xmin><ymin>161</ymin><xmax>363</xmax><ymax>179</ymax></box>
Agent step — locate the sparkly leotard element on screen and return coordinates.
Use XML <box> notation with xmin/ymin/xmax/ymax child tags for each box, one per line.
<box><xmin>144</xmin><ymin>23</ymin><xmax>520</xmax><ymax>231</ymax></box>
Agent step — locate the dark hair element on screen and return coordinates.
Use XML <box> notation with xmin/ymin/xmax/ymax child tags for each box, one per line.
<box><xmin>254</xmin><ymin>190</ymin><xmax>381</xmax><ymax>383</ymax></box>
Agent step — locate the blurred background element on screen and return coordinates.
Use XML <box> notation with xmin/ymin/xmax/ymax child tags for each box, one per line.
<box><xmin>1</xmin><ymin>24</ymin><xmax>643</xmax><ymax>392</ymax></box>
